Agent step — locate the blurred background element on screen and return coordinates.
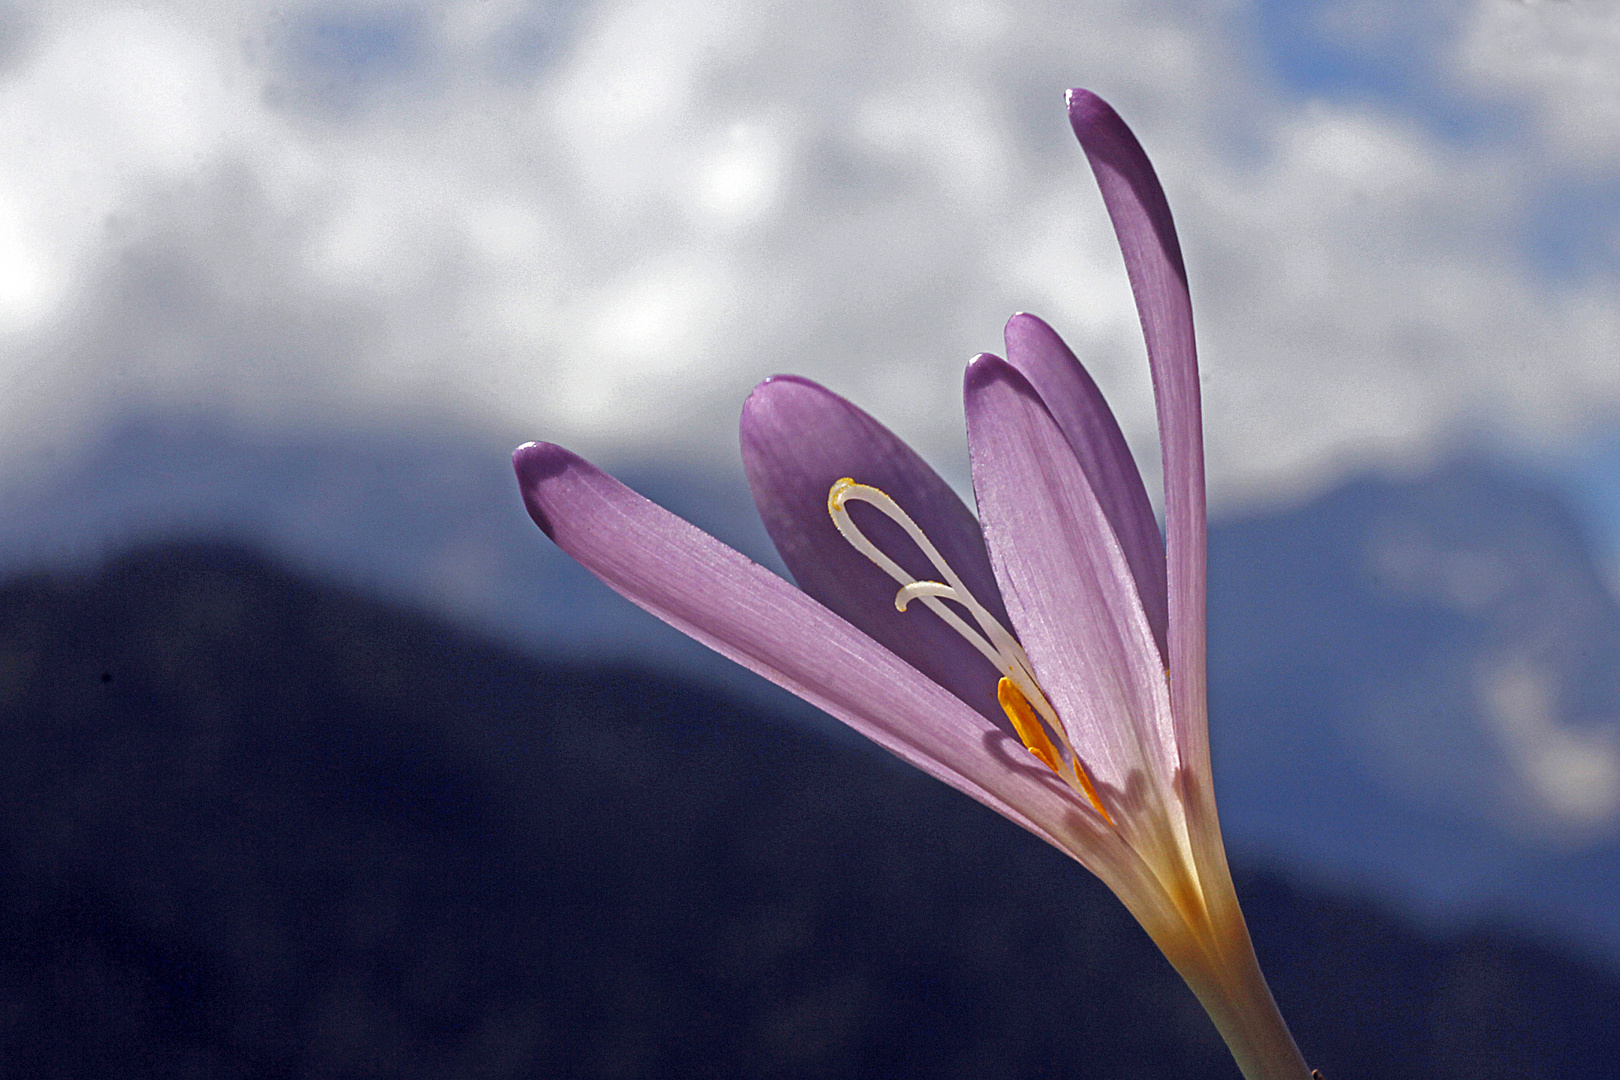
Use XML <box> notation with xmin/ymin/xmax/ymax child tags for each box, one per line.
<box><xmin>2</xmin><ymin>0</ymin><xmax>1619</xmax><ymax>1075</ymax></box>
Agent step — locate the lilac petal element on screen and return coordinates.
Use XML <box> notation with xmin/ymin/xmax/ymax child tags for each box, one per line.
<box><xmin>1003</xmin><ymin>312</ymin><xmax>1168</xmax><ymax>663</ymax></box>
<box><xmin>516</xmin><ymin>442</ymin><xmax>1087</xmax><ymax>840</ymax></box>
<box><xmin>1069</xmin><ymin>88</ymin><xmax>1223</xmax><ymax>887</ymax></box>
<box><xmin>1068</xmin><ymin>93</ymin><xmax>1209</xmax><ymax>765</ymax></box>
<box><xmin>962</xmin><ymin>355</ymin><xmax>1176</xmax><ymax>814</ymax></box>
<box><xmin>740</xmin><ymin>375</ymin><xmax>1008</xmax><ymax>730</ymax></box>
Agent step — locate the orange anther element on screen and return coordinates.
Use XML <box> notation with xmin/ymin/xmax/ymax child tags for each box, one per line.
<box><xmin>997</xmin><ymin>677</ymin><xmax>1113</xmax><ymax>824</ymax></box>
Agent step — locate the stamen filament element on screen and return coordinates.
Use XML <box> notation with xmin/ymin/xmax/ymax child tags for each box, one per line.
<box><xmin>828</xmin><ymin>477</ymin><xmax>1114</xmax><ymax>824</ymax></box>
<box><xmin>894</xmin><ymin>580</ymin><xmax>956</xmax><ymax>610</ymax></box>
<box><xmin>829</xmin><ymin>479</ymin><xmax>1037</xmax><ymax>692</ymax></box>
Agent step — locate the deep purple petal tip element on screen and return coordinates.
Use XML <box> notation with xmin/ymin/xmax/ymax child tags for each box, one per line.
<box><xmin>963</xmin><ymin>352</ymin><xmax>1004</xmax><ymax>390</ymax></box>
<box><xmin>744</xmin><ymin>372</ymin><xmax>817</xmax><ymax>405</ymax></box>
<box><xmin>513</xmin><ymin>441</ymin><xmax>572</xmax><ymax>539</ymax></box>
<box><xmin>1065</xmin><ymin>88</ymin><xmax>1107</xmax><ymax>126</ymax></box>
<box><xmin>1065</xmin><ymin>88</ymin><xmax>1188</xmax><ymax>286</ymax></box>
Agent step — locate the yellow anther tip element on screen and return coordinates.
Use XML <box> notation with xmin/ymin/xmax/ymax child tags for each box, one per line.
<box><xmin>827</xmin><ymin>477</ymin><xmax>858</xmax><ymax>514</ymax></box>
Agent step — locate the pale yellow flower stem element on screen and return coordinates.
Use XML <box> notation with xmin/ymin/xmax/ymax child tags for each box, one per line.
<box><xmin>1159</xmin><ymin>915</ymin><xmax>1312</xmax><ymax>1080</ymax></box>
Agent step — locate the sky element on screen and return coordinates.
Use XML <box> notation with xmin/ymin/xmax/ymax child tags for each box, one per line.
<box><xmin>0</xmin><ymin>0</ymin><xmax>1618</xmax><ymax>513</ymax></box>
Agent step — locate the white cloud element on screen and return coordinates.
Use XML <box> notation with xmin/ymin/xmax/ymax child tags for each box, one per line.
<box><xmin>1457</xmin><ymin>0</ymin><xmax>1620</xmax><ymax>169</ymax></box>
<box><xmin>1480</xmin><ymin>656</ymin><xmax>1620</xmax><ymax>831</ymax></box>
<box><xmin>1</xmin><ymin>0</ymin><xmax>1618</xmax><ymax>507</ymax></box>
<box><xmin>0</xmin><ymin>7</ymin><xmax>240</xmax><ymax>330</ymax></box>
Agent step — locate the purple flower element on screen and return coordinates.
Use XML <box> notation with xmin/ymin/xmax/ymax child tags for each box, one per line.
<box><xmin>515</xmin><ymin>90</ymin><xmax>1312</xmax><ymax>1080</ymax></box>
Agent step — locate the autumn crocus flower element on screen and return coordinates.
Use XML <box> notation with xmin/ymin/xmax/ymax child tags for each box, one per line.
<box><xmin>515</xmin><ymin>90</ymin><xmax>1312</xmax><ymax>1080</ymax></box>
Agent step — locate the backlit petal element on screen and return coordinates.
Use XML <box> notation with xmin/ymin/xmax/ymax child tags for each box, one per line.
<box><xmin>962</xmin><ymin>357</ymin><xmax>1177</xmax><ymax>815</ymax></box>
<box><xmin>1068</xmin><ymin>88</ymin><xmax>1218</xmax><ymax>870</ymax></box>
<box><xmin>1003</xmin><ymin>312</ymin><xmax>1168</xmax><ymax>662</ymax></box>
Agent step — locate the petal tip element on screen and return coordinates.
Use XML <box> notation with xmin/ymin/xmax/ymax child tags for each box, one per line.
<box><xmin>513</xmin><ymin>439</ymin><xmax>564</xmax><ymax>475</ymax></box>
<box><xmin>513</xmin><ymin>441</ymin><xmax>575</xmax><ymax>540</ymax></box>
<box><xmin>746</xmin><ymin>372</ymin><xmax>818</xmax><ymax>401</ymax></box>
<box><xmin>741</xmin><ymin>373</ymin><xmax>831</xmax><ymax>434</ymax></box>
<box><xmin>963</xmin><ymin>351</ymin><xmax>1012</xmax><ymax>394</ymax></box>
<box><xmin>1003</xmin><ymin>311</ymin><xmax>1054</xmax><ymax>342</ymax></box>
<box><xmin>1066</xmin><ymin>87</ymin><xmax>1109</xmax><ymax>125</ymax></box>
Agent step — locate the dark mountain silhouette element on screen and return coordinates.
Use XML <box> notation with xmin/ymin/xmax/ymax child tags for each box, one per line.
<box><xmin>1</xmin><ymin>543</ymin><xmax>1616</xmax><ymax>1078</ymax></box>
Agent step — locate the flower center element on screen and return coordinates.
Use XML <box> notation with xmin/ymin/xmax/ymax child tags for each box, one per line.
<box><xmin>827</xmin><ymin>478</ymin><xmax>1113</xmax><ymax>823</ymax></box>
